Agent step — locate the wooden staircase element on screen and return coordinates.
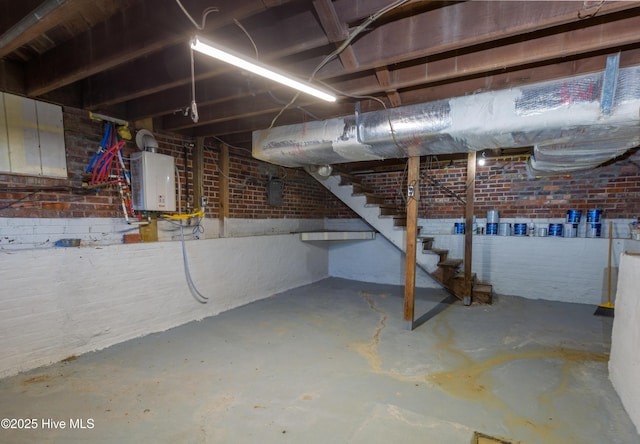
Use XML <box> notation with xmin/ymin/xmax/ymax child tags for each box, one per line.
<box><xmin>420</xmin><ymin>237</ymin><xmax>493</xmax><ymax>304</ymax></box>
<box><xmin>321</xmin><ymin>170</ymin><xmax>492</xmax><ymax>304</ymax></box>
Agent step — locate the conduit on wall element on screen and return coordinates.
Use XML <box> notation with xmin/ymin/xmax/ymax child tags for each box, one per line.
<box><xmin>252</xmin><ymin>64</ymin><xmax>640</xmax><ymax>174</ymax></box>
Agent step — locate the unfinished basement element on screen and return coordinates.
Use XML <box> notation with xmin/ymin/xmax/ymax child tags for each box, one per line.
<box><xmin>1</xmin><ymin>1</ymin><xmax>640</xmax><ymax>443</ymax></box>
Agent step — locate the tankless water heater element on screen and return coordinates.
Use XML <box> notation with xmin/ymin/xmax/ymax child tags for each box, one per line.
<box><xmin>130</xmin><ymin>151</ymin><xmax>176</xmax><ymax>212</ymax></box>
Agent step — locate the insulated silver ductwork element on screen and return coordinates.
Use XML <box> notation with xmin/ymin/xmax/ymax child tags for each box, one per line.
<box><xmin>253</xmin><ymin>63</ymin><xmax>640</xmax><ymax>173</ymax></box>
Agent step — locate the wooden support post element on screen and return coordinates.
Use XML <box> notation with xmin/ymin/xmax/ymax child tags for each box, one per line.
<box><xmin>219</xmin><ymin>143</ymin><xmax>230</xmax><ymax>237</ymax></box>
<box><xmin>404</xmin><ymin>156</ymin><xmax>420</xmax><ymax>322</ymax></box>
<box><xmin>464</xmin><ymin>152</ymin><xmax>477</xmax><ymax>306</ymax></box>
<box><xmin>193</xmin><ymin>137</ymin><xmax>204</xmax><ymax>211</ymax></box>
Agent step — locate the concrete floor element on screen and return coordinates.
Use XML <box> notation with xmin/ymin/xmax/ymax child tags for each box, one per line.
<box><xmin>0</xmin><ymin>278</ymin><xmax>637</xmax><ymax>443</ymax></box>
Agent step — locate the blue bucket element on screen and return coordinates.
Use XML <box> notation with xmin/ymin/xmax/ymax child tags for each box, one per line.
<box><xmin>486</xmin><ymin>223</ymin><xmax>498</xmax><ymax>235</ymax></box>
<box><xmin>566</xmin><ymin>209</ymin><xmax>582</xmax><ymax>224</ymax></box>
<box><xmin>549</xmin><ymin>223</ymin><xmax>563</xmax><ymax>237</ymax></box>
<box><xmin>513</xmin><ymin>223</ymin><xmax>528</xmax><ymax>236</ymax></box>
<box><xmin>587</xmin><ymin>209</ymin><xmax>602</xmax><ymax>223</ymax></box>
<box><xmin>586</xmin><ymin>223</ymin><xmax>602</xmax><ymax>238</ymax></box>
<box><xmin>454</xmin><ymin>222</ymin><xmax>465</xmax><ymax>234</ymax></box>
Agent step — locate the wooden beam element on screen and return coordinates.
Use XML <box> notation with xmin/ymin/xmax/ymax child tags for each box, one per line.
<box><xmin>184</xmin><ymin>44</ymin><xmax>640</xmax><ymax>138</ymax></box>
<box><xmin>328</xmin><ymin>47</ymin><xmax>640</xmax><ymax>106</ymax></box>
<box><xmin>120</xmin><ymin>4</ymin><xmax>640</xmax><ymax>125</ymax></box>
<box><xmin>361</xmin><ymin>14</ymin><xmax>640</xmax><ymax>96</ymax></box>
<box><xmin>0</xmin><ymin>0</ymin><xmax>84</xmax><ymax>58</ymax></box>
<box><xmin>313</xmin><ymin>0</ymin><xmax>358</xmax><ymax>70</ymax></box>
<box><xmin>316</xmin><ymin>1</ymin><xmax>640</xmax><ymax>78</ymax></box>
<box><xmin>24</xmin><ymin>0</ymin><xmax>296</xmax><ymax>97</ymax></box>
<box><xmin>375</xmin><ymin>67</ymin><xmax>402</xmax><ymax>107</ymax></box>
<box><xmin>313</xmin><ymin>0</ymin><xmax>349</xmax><ymax>42</ymax></box>
<box><xmin>464</xmin><ymin>152</ymin><xmax>476</xmax><ymax>306</ymax></box>
<box><xmin>193</xmin><ymin>137</ymin><xmax>205</xmax><ymax>211</ymax></box>
<box><xmin>83</xmin><ymin>5</ymin><xmax>327</xmax><ymax>110</ymax></box>
<box><xmin>404</xmin><ymin>156</ymin><xmax>420</xmax><ymax>322</ymax></box>
<box><xmin>219</xmin><ymin>143</ymin><xmax>230</xmax><ymax>237</ymax></box>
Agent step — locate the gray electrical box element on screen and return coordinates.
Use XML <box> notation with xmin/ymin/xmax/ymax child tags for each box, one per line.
<box><xmin>267</xmin><ymin>179</ymin><xmax>283</xmax><ymax>207</ymax></box>
<box><xmin>130</xmin><ymin>151</ymin><xmax>176</xmax><ymax>212</ymax></box>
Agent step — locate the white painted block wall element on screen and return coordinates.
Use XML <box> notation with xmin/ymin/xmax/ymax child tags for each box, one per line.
<box><xmin>0</xmin><ymin>217</ymin><xmax>137</xmax><ymax>249</ymax></box>
<box><xmin>0</xmin><ymin>217</ymin><xmax>329</xmax><ymax>249</ymax></box>
<box><xmin>431</xmin><ymin>234</ymin><xmax>624</xmax><ymax>304</ymax></box>
<box><xmin>609</xmin><ymin>253</ymin><xmax>640</xmax><ymax>435</ymax></box>
<box><xmin>328</xmin><ymin>218</ymin><xmax>640</xmax><ymax>305</ymax></box>
<box><xmin>329</xmin><ymin>235</ymin><xmax>439</xmax><ymax>288</ymax></box>
<box><xmin>0</xmin><ymin>234</ymin><xmax>328</xmax><ymax>377</ymax></box>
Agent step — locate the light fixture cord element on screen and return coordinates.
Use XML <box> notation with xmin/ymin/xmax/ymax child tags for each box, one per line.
<box><xmin>176</xmin><ymin>0</ymin><xmax>219</xmax><ymax>123</ymax></box>
<box><xmin>233</xmin><ymin>18</ymin><xmax>259</xmax><ymax>59</ymax></box>
<box><xmin>190</xmin><ymin>46</ymin><xmax>199</xmax><ymax>123</ymax></box>
<box><xmin>175</xmin><ymin>0</ymin><xmax>218</xmax><ymax>30</ymax></box>
<box><xmin>268</xmin><ymin>0</ymin><xmax>409</xmax><ymax>128</ymax></box>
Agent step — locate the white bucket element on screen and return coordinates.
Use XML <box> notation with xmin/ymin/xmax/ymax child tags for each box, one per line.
<box><xmin>487</xmin><ymin>210</ymin><xmax>500</xmax><ymax>223</ymax></box>
<box><xmin>564</xmin><ymin>223</ymin><xmax>578</xmax><ymax>238</ymax></box>
<box><xmin>498</xmin><ymin>223</ymin><xmax>511</xmax><ymax>236</ymax></box>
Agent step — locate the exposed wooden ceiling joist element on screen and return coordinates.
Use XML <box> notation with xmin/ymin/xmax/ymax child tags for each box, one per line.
<box><xmin>0</xmin><ymin>0</ymin><xmax>639</xmax><ymax>150</ymax></box>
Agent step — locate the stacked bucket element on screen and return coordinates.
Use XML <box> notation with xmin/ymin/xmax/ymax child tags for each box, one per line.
<box><xmin>586</xmin><ymin>209</ymin><xmax>603</xmax><ymax>237</ymax></box>
<box><xmin>453</xmin><ymin>209</ymin><xmax>602</xmax><ymax>237</ymax></box>
<box><xmin>548</xmin><ymin>209</ymin><xmax>602</xmax><ymax>238</ymax></box>
<box><xmin>564</xmin><ymin>209</ymin><xmax>581</xmax><ymax>238</ymax></box>
<box><xmin>486</xmin><ymin>210</ymin><xmax>499</xmax><ymax>235</ymax></box>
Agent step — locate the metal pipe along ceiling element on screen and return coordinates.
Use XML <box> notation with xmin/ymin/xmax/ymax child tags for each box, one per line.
<box><xmin>252</xmin><ymin>63</ymin><xmax>640</xmax><ymax>173</ymax></box>
<box><xmin>0</xmin><ymin>0</ymin><xmax>67</xmax><ymax>54</ymax></box>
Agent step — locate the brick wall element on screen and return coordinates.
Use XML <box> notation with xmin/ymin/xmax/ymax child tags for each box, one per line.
<box><xmin>0</xmin><ymin>107</ymin><xmax>355</xmax><ymax>220</ymax></box>
<box><xmin>359</xmin><ymin>151</ymin><xmax>640</xmax><ymax>219</ymax></box>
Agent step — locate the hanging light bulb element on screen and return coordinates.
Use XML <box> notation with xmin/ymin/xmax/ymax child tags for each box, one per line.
<box><xmin>477</xmin><ymin>151</ymin><xmax>487</xmax><ymax>166</ymax></box>
<box><xmin>317</xmin><ymin>165</ymin><xmax>333</xmax><ymax>177</ymax></box>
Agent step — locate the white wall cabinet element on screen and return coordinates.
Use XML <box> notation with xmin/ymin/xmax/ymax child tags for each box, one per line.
<box><xmin>0</xmin><ymin>92</ymin><xmax>67</xmax><ymax>177</ymax></box>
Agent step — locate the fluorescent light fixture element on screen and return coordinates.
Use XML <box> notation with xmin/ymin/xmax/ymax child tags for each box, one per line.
<box><xmin>190</xmin><ymin>35</ymin><xmax>336</xmax><ymax>103</ymax></box>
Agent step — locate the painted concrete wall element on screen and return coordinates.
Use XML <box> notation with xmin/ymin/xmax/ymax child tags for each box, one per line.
<box><xmin>610</xmin><ymin>253</ymin><xmax>640</xmax><ymax>435</ymax></box>
<box><xmin>0</xmin><ymin>217</ymin><xmax>137</xmax><ymax>250</ymax></box>
<box><xmin>0</xmin><ymin>217</ymin><xmax>330</xmax><ymax>249</ymax></box>
<box><xmin>432</xmin><ymin>234</ymin><xmax>623</xmax><ymax>304</ymax></box>
<box><xmin>329</xmin><ymin>235</ymin><xmax>439</xmax><ymax>288</ymax></box>
<box><xmin>328</xmin><ymin>218</ymin><xmax>640</xmax><ymax>305</ymax></box>
<box><xmin>326</xmin><ymin>217</ymin><xmax>438</xmax><ymax>288</ymax></box>
<box><xmin>0</xmin><ymin>234</ymin><xmax>328</xmax><ymax>377</ymax></box>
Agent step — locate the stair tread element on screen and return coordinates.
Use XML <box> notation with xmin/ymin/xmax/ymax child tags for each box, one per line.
<box><xmin>351</xmin><ymin>183</ymin><xmax>372</xmax><ymax>191</ymax></box>
<box><xmin>310</xmin><ymin>172</ymin><xmax>495</xmax><ymax>304</ymax></box>
<box><xmin>337</xmin><ymin>172</ymin><xmax>361</xmax><ymax>182</ymax></box>
<box><xmin>438</xmin><ymin>258</ymin><xmax>463</xmax><ymax>267</ymax></box>
<box><xmin>474</xmin><ymin>284</ymin><xmax>493</xmax><ymax>292</ymax></box>
<box><xmin>353</xmin><ymin>191</ymin><xmax>384</xmax><ymax>197</ymax></box>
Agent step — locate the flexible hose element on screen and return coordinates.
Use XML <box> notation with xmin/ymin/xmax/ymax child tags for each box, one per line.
<box><xmin>174</xmin><ymin>164</ymin><xmax>209</xmax><ymax>304</ymax></box>
<box><xmin>180</xmin><ymin>223</ymin><xmax>209</xmax><ymax>304</ymax></box>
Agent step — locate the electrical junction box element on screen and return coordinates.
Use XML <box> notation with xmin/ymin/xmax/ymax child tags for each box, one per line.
<box><xmin>267</xmin><ymin>178</ymin><xmax>283</xmax><ymax>206</ymax></box>
<box><xmin>130</xmin><ymin>151</ymin><xmax>176</xmax><ymax>212</ymax></box>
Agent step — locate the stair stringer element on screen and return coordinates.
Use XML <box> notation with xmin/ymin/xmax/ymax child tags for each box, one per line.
<box><xmin>310</xmin><ymin>172</ymin><xmax>440</xmax><ymax>274</ymax></box>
